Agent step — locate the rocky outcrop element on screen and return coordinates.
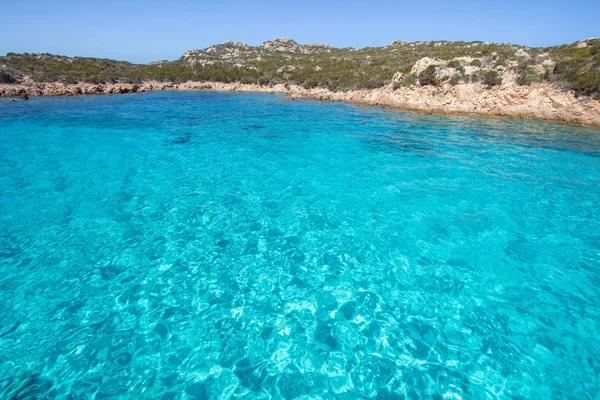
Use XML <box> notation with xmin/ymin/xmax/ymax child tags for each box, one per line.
<box><xmin>260</xmin><ymin>38</ymin><xmax>300</xmax><ymax>52</ymax></box>
<box><xmin>0</xmin><ymin>81</ymin><xmax>176</xmax><ymax>96</ymax></box>
<box><xmin>182</xmin><ymin>37</ymin><xmax>335</xmax><ymax>66</ymax></box>
<box><xmin>221</xmin><ymin>41</ymin><xmax>251</xmax><ymax>49</ymax></box>
<box><xmin>288</xmin><ymin>83</ymin><xmax>600</xmax><ymax>126</ymax></box>
<box><xmin>148</xmin><ymin>60</ymin><xmax>170</xmax><ymax>66</ymax></box>
<box><xmin>411</xmin><ymin>58</ymin><xmax>446</xmax><ymax>75</ymax></box>
<box><xmin>2</xmin><ymin>80</ymin><xmax>599</xmax><ymax>126</ymax></box>
<box><xmin>515</xmin><ymin>49</ymin><xmax>532</xmax><ymax>60</ymax></box>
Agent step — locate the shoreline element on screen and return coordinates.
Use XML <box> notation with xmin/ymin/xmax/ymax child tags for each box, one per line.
<box><xmin>2</xmin><ymin>80</ymin><xmax>600</xmax><ymax>127</ymax></box>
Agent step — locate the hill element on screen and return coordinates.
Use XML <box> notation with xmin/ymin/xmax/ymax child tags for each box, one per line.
<box><xmin>1</xmin><ymin>37</ymin><xmax>599</xmax><ymax>99</ymax></box>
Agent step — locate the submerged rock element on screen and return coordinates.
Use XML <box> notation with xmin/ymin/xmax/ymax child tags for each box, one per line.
<box><xmin>242</xmin><ymin>124</ymin><xmax>265</xmax><ymax>130</ymax></box>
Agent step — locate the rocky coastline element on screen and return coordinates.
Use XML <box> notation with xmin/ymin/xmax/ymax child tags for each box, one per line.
<box><xmin>1</xmin><ymin>80</ymin><xmax>600</xmax><ymax>127</ymax></box>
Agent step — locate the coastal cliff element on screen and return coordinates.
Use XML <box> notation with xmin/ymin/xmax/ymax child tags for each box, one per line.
<box><xmin>1</xmin><ymin>38</ymin><xmax>600</xmax><ymax>126</ymax></box>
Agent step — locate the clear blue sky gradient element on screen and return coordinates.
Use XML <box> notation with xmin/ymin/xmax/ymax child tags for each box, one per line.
<box><xmin>1</xmin><ymin>0</ymin><xmax>598</xmax><ymax>63</ymax></box>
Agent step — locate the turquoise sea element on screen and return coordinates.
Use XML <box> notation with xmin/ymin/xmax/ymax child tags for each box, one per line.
<box><xmin>1</xmin><ymin>91</ymin><xmax>599</xmax><ymax>399</ymax></box>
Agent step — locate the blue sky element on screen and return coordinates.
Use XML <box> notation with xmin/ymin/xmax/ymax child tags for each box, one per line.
<box><xmin>1</xmin><ymin>0</ymin><xmax>598</xmax><ymax>63</ymax></box>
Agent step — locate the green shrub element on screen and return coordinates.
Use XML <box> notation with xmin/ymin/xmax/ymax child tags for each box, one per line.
<box><xmin>515</xmin><ymin>65</ymin><xmax>541</xmax><ymax>86</ymax></box>
<box><xmin>570</xmin><ymin>69</ymin><xmax>600</xmax><ymax>96</ymax></box>
<box><xmin>399</xmin><ymin>65</ymin><xmax>413</xmax><ymax>74</ymax></box>
<box><xmin>549</xmin><ymin>42</ymin><xmax>600</xmax><ymax>96</ymax></box>
<box><xmin>481</xmin><ymin>70</ymin><xmax>502</xmax><ymax>86</ymax></box>
<box><xmin>402</xmin><ymin>74</ymin><xmax>417</xmax><ymax>87</ymax></box>
<box><xmin>471</xmin><ymin>70</ymin><xmax>501</xmax><ymax>86</ymax></box>
<box><xmin>449</xmin><ymin>74</ymin><xmax>464</xmax><ymax>85</ymax></box>
<box><xmin>494</xmin><ymin>54</ymin><xmax>508</xmax><ymax>66</ymax></box>
<box><xmin>302</xmin><ymin>79</ymin><xmax>318</xmax><ymax>89</ymax></box>
<box><xmin>0</xmin><ymin>70</ymin><xmax>15</xmax><ymax>83</ymax></box>
<box><xmin>63</xmin><ymin>77</ymin><xmax>78</xmax><ymax>84</ymax></box>
<box><xmin>542</xmin><ymin>69</ymin><xmax>551</xmax><ymax>81</ymax></box>
<box><xmin>447</xmin><ymin>60</ymin><xmax>461</xmax><ymax>69</ymax></box>
<box><xmin>418</xmin><ymin>65</ymin><xmax>437</xmax><ymax>86</ymax></box>
<box><xmin>470</xmin><ymin>59</ymin><xmax>482</xmax><ymax>67</ymax></box>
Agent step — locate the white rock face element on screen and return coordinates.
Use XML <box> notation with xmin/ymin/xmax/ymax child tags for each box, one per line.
<box><xmin>434</xmin><ymin>67</ymin><xmax>456</xmax><ymax>83</ymax></box>
<box><xmin>541</xmin><ymin>59</ymin><xmax>555</xmax><ymax>68</ymax></box>
<box><xmin>515</xmin><ymin>49</ymin><xmax>531</xmax><ymax>60</ymax></box>
<box><xmin>221</xmin><ymin>41</ymin><xmax>250</xmax><ymax>49</ymax></box>
<box><xmin>411</xmin><ymin>58</ymin><xmax>446</xmax><ymax>75</ymax></box>
<box><xmin>463</xmin><ymin>66</ymin><xmax>482</xmax><ymax>75</ymax></box>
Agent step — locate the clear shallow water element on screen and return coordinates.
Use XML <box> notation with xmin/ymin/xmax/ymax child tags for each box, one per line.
<box><xmin>1</xmin><ymin>92</ymin><xmax>599</xmax><ymax>399</ymax></box>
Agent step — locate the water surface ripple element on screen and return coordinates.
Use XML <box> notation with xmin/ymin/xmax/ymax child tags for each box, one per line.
<box><xmin>1</xmin><ymin>92</ymin><xmax>599</xmax><ymax>399</ymax></box>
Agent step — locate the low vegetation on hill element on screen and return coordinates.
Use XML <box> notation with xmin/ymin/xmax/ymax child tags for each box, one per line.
<box><xmin>1</xmin><ymin>38</ymin><xmax>599</xmax><ymax>99</ymax></box>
